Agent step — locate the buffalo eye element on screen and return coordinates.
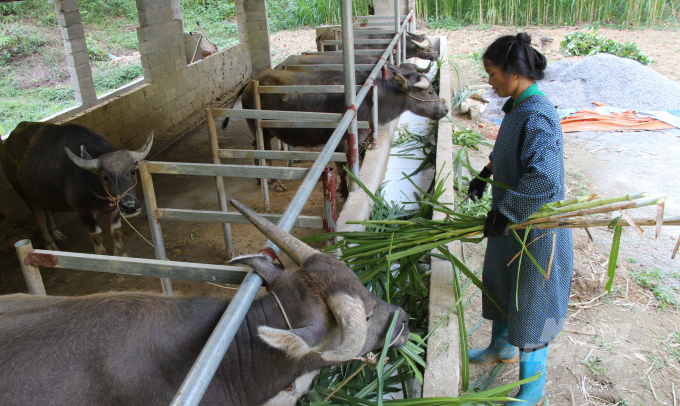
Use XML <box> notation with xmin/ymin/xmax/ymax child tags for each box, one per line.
<box><xmin>131</xmin><ymin>169</ymin><xmax>137</xmax><ymax>176</ymax></box>
<box><xmin>101</xmin><ymin>174</ymin><xmax>111</xmax><ymax>182</ymax></box>
<box><xmin>428</xmin><ymin>90</ymin><xmax>433</xmax><ymax>95</ymax></box>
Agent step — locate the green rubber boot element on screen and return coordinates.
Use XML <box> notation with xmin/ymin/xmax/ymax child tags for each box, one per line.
<box><xmin>468</xmin><ymin>320</ymin><xmax>517</xmax><ymax>364</ymax></box>
<box><xmin>507</xmin><ymin>345</ymin><xmax>549</xmax><ymax>406</ymax></box>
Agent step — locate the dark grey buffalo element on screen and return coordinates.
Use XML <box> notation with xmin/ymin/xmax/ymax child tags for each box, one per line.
<box><xmin>275</xmin><ymin>54</ymin><xmax>433</xmax><ymax>74</ymax></box>
<box><xmin>222</xmin><ymin>66</ymin><xmax>448</xmax><ymax>195</ymax></box>
<box><xmin>317</xmin><ymin>29</ymin><xmax>438</xmax><ymax>60</ymax></box>
<box><xmin>0</xmin><ymin>122</ymin><xmax>152</xmax><ymax>256</ymax></box>
<box><xmin>0</xmin><ymin>199</ymin><xmax>410</xmax><ymax>406</ymax></box>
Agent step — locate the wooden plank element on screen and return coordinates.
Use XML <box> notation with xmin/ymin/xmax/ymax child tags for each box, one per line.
<box><xmin>209</xmin><ymin>108</ymin><xmax>341</xmax><ymax>121</ymax></box>
<box><xmin>25</xmin><ymin>250</ymin><xmax>249</xmax><ymax>285</ymax></box>
<box><xmin>146</xmin><ymin>162</ymin><xmax>309</xmax><ymax>180</ymax></box>
<box><xmin>156</xmin><ymin>208</ymin><xmax>325</xmax><ymax>229</ymax></box>
<box><xmin>218</xmin><ymin>149</ymin><xmax>348</xmax><ymax>162</ymax></box>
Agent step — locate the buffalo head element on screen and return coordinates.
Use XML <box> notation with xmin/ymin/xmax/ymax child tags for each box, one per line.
<box><xmin>228</xmin><ymin>199</ymin><xmax>410</xmax><ymax>363</ymax></box>
<box><xmin>406</xmin><ymin>32</ymin><xmax>439</xmax><ymax>61</ymax></box>
<box><xmin>64</xmin><ymin>132</ymin><xmax>153</xmax><ymax>217</ymax></box>
<box><xmin>391</xmin><ymin>69</ymin><xmax>449</xmax><ymax>121</ymax></box>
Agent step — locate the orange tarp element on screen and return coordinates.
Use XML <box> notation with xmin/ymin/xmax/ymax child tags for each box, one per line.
<box><xmin>560</xmin><ymin>103</ymin><xmax>675</xmax><ymax>133</ymax></box>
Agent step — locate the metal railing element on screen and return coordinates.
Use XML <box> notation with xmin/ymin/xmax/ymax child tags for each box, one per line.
<box><xmin>14</xmin><ymin>1</ymin><xmax>416</xmax><ymax>404</ymax></box>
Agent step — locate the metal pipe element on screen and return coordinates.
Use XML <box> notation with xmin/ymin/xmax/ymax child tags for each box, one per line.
<box><xmin>341</xmin><ymin>0</ymin><xmax>359</xmax><ymax>192</ymax></box>
<box><xmin>253</xmin><ymin>81</ymin><xmax>271</xmax><ymax>212</ymax></box>
<box><xmin>157</xmin><ymin>208</ymin><xmax>325</xmax><ymax>229</ymax></box>
<box><xmin>210</xmin><ymin>108</ymin><xmax>342</xmax><ymax>122</ymax></box>
<box><xmin>370</xmin><ymin>83</ymin><xmax>379</xmax><ymax>148</ymax></box>
<box><xmin>284</xmin><ymin>64</ymin><xmax>375</xmax><ymax>71</ymax></box>
<box><xmin>258</xmin><ymin>85</ymin><xmax>363</xmax><ymax>94</ymax></box>
<box><xmin>402</xmin><ymin>28</ymin><xmax>407</xmax><ymax>62</ymax></box>
<box><xmin>320</xmin><ymin>39</ymin><xmax>392</xmax><ymax>45</ymax></box>
<box><xmin>303</xmin><ymin>50</ymin><xmax>385</xmax><ymax>56</ymax></box>
<box><xmin>395</xmin><ymin>0</ymin><xmax>401</xmax><ymax>66</ymax></box>
<box><xmin>146</xmin><ymin>162</ymin><xmax>310</xmax><ymax>179</ymax></box>
<box><xmin>206</xmin><ymin>108</ymin><xmax>234</xmax><ymax>260</ymax></box>
<box><xmin>14</xmin><ymin>239</ymin><xmax>46</xmax><ymax>295</ymax></box>
<box><xmin>260</xmin><ymin>120</ymin><xmax>370</xmax><ymax>129</ymax></box>
<box><xmin>23</xmin><ymin>249</ymin><xmax>250</xmax><ymax>284</ymax></box>
<box><xmin>139</xmin><ymin>162</ymin><xmax>174</xmax><ymax>295</ymax></box>
<box><xmin>218</xmin><ymin>149</ymin><xmax>348</xmax><ymax>162</ymax></box>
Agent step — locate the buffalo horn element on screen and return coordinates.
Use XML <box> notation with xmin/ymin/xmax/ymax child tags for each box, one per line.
<box><xmin>129</xmin><ymin>131</ymin><xmax>154</xmax><ymax>162</ymax></box>
<box><xmin>65</xmin><ymin>147</ymin><xmax>101</xmax><ymax>173</ymax></box>
<box><xmin>413</xmin><ymin>78</ymin><xmax>430</xmax><ymax>90</ymax></box>
<box><xmin>320</xmin><ymin>294</ymin><xmax>368</xmax><ymax>362</ymax></box>
<box><xmin>415</xmin><ymin>61</ymin><xmax>433</xmax><ymax>74</ymax></box>
<box><xmin>405</xmin><ymin>30</ymin><xmax>417</xmax><ymax>36</ymax></box>
<box><xmin>412</xmin><ymin>39</ymin><xmax>429</xmax><ymax>49</ymax></box>
<box><xmin>229</xmin><ymin>199</ymin><xmax>317</xmax><ymax>265</ymax></box>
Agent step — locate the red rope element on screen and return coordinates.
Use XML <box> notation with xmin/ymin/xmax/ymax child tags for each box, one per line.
<box><xmin>259</xmin><ymin>247</ymin><xmax>285</xmax><ymax>270</ymax></box>
<box><xmin>101</xmin><ymin>176</ymin><xmax>138</xmax><ymax>207</ymax></box>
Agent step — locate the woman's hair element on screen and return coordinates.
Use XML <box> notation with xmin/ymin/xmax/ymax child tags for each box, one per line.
<box><xmin>483</xmin><ymin>33</ymin><xmax>547</xmax><ymax>80</ymax></box>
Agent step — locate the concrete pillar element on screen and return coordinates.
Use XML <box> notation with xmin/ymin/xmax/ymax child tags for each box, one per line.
<box><xmin>54</xmin><ymin>0</ymin><xmax>97</xmax><ymax>106</ymax></box>
<box><xmin>374</xmin><ymin>0</ymin><xmax>408</xmax><ymax>19</ymax></box>
<box><xmin>235</xmin><ymin>0</ymin><xmax>271</xmax><ymax>72</ymax></box>
<box><xmin>135</xmin><ymin>0</ymin><xmax>187</xmax><ymax>83</ymax></box>
<box><xmin>171</xmin><ymin>0</ymin><xmax>183</xmax><ymax>22</ymax></box>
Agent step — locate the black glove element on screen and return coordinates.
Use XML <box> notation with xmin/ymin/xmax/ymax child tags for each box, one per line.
<box><xmin>468</xmin><ymin>166</ymin><xmax>492</xmax><ymax>201</ymax></box>
<box><xmin>484</xmin><ymin>210</ymin><xmax>511</xmax><ymax>237</ymax></box>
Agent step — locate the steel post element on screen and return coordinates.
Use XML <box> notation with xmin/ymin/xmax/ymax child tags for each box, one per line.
<box><xmin>341</xmin><ymin>0</ymin><xmax>360</xmax><ymax>192</ymax></box>
<box><xmin>371</xmin><ymin>84</ymin><xmax>379</xmax><ymax>148</ymax></box>
<box><xmin>206</xmin><ymin>108</ymin><xmax>234</xmax><ymax>259</ymax></box>
<box><xmin>321</xmin><ymin>167</ymin><xmax>337</xmax><ymax>246</ymax></box>
<box><xmin>395</xmin><ymin>0</ymin><xmax>401</xmax><ymax>65</ymax></box>
<box><xmin>253</xmin><ymin>81</ymin><xmax>271</xmax><ymax>212</ymax></box>
<box><xmin>402</xmin><ymin>29</ymin><xmax>407</xmax><ymax>62</ymax></box>
<box><xmin>14</xmin><ymin>239</ymin><xmax>46</xmax><ymax>295</ymax></box>
<box><xmin>139</xmin><ymin>162</ymin><xmax>174</xmax><ymax>295</ymax></box>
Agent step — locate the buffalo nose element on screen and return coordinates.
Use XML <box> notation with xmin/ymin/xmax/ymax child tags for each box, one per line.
<box><xmin>120</xmin><ymin>199</ymin><xmax>141</xmax><ymax>215</ymax></box>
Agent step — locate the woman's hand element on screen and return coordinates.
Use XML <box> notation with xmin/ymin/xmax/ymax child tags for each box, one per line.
<box><xmin>484</xmin><ymin>210</ymin><xmax>511</xmax><ymax>237</ymax></box>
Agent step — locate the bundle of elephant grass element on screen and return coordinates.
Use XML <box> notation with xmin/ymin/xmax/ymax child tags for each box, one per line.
<box><xmin>311</xmin><ymin>191</ymin><xmax>678</xmax><ymax>305</ymax></box>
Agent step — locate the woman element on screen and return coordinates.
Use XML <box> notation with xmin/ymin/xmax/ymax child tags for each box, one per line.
<box><xmin>467</xmin><ymin>33</ymin><xmax>573</xmax><ymax>405</ymax></box>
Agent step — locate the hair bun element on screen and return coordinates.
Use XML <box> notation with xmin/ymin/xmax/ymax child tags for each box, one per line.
<box><xmin>516</xmin><ymin>32</ymin><xmax>532</xmax><ymax>45</ymax></box>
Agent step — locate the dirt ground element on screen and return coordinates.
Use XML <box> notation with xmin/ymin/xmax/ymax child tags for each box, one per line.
<box><xmin>431</xmin><ymin>26</ymin><xmax>680</xmax><ymax>405</ymax></box>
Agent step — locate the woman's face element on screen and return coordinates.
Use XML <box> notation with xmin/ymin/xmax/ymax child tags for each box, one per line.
<box><xmin>483</xmin><ymin>59</ymin><xmax>519</xmax><ymax>98</ymax></box>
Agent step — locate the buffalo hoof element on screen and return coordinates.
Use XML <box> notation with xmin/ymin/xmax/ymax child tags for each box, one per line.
<box><xmin>114</xmin><ymin>247</ymin><xmax>127</xmax><ymax>257</ymax></box>
<box><xmin>272</xmin><ymin>180</ymin><xmax>288</xmax><ymax>192</ymax></box>
<box><xmin>94</xmin><ymin>245</ymin><xmax>107</xmax><ymax>255</ymax></box>
<box><xmin>51</xmin><ymin>230</ymin><xmax>67</xmax><ymax>243</ymax></box>
<box><xmin>46</xmin><ymin>242</ymin><xmax>60</xmax><ymax>251</ymax></box>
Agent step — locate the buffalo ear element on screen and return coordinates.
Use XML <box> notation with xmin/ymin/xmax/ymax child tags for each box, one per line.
<box><xmin>258</xmin><ymin>326</ymin><xmax>317</xmax><ymax>359</ymax></box>
<box><xmin>394</xmin><ymin>72</ymin><xmax>410</xmax><ymax>92</ymax></box>
<box><xmin>228</xmin><ymin>254</ymin><xmax>283</xmax><ymax>287</ymax></box>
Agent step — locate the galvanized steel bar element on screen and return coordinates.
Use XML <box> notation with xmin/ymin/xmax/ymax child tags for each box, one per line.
<box><xmin>260</xmin><ymin>120</ymin><xmax>370</xmax><ymax>129</ymax></box>
<box><xmin>284</xmin><ymin>64</ymin><xmax>375</xmax><ymax>71</ymax></box>
<box><xmin>303</xmin><ymin>50</ymin><xmax>385</xmax><ymax>56</ymax></box>
<box><xmin>354</xmin><ymin>29</ymin><xmax>397</xmax><ymax>34</ymax></box>
<box><xmin>402</xmin><ymin>29</ymin><xmax>407</xmax><ymax>62</ymax></box>
<box><xmin>395</xmin><ymin>0</ymin><xmax>401</xmax><ymax>66</ymax></box>
<box><xmin>253</xmin><ymin>81</ymin><xmax>271</xmax><ymax>212</ymax></box>
<box><xmin>146</xmin><ymin>162</ymin><xmax>309</xmax><ymax>179</ymax></box>
<box><xmin>218</xmin><ymin>149</ymin><xmax>348</xmax><ymax>162</ymax></box>
<box><xmin>156</xmin><ymin>208</ymin><xmax>325</xmax><ymax>229</ymax></box>
<box><xmin>206</xmin><ymin>108</ymin><xmax>234</xmax><ymax>259</ymax></box>
<box><xmin>23</xmin><ymin>249</ymin><xmax>249</xmax><ymax>285</ymax></box>
<box><xmin>15</xmin><ymin>239</ymin><xmax>46</xmax><ymax>295</ymax></box>
<box><xmin>353</xmin><ymin>21</ymin><xmax>396</xmax><ymax>26</ymax></box>
<box><xmin>258</xmin><ymin>85</ymin><xmax>363</xmax><ymax>94</ymax></box>
<box><xmin>371</xmin><ymin>83</ymin><xmax>379</xmax><ymax>148</ymax></box>
<box><xmin>341</xmin><ymin>0</ymin><xmax>359</xmax><ymax>192</ymax></box>
<box><xmin>210</xmin><ymin>108</ymin><xmax>341</xmax><ymax>121</ymax></box>
<box><xmin>321</xmin><ymin>39</ymin><xmax>392</xmax><ymax>45</ymax></box>
<box><xmin>139</xmin><ymin>162</ymin><xmax>174</xmax><ymax>295</ymax></box>
<box><xmin>355</xmin><ymin>15</ymin><xmax>406</xmax><ymax>20</ymax></box>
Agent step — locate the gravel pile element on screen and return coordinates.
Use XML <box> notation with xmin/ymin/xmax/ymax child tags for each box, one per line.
<box><xmin>482</xmin><ymin>53</ymin><xmax>680</xmax><ymax>121</ymax></box>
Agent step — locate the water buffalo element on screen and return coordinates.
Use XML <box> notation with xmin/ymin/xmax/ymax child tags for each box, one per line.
<box><xmin>222</xmin><ymin>66</ymin><xmax>448</xmax><ymax>195</ymax></box>
<box><xmin>275</xmin><ymin>54</ymin><xmax>433</xmax><ymax>74</ymax></box>
<box><xmin>317</xmin><ymin>29</ymin><xmax>438</xmax><ymax>60</ymax></box>
<box><xmin>0</xmin><ymin>199</ymin><xmax>410</xmax><ymax>406</ymax></box>
<box><xmin>0</xmin><ymin>122</ymin><xmax>152</xmax><ymax>256</ymax></box>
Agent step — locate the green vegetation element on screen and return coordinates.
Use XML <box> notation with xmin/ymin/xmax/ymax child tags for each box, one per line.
<box><xmin>560</xmin><ymin>30</ymin><xmax>656</xmax><ymax>65</ymax></box>
<box><xmin>419</xmin><ymin>0</ymin><xmax>675</xmax><ymax>27</ymax></box>
<box><xmin>630</xmin><ymin>266</ymin><xmax>680</xmax><ymax>309</ymax></box>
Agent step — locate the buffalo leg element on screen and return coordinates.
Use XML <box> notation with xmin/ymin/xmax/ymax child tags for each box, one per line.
<box><xmin>254</xmin><ymin>132</ymin><xmax>288</xmax><ymax>192</ymax></box>
<box><xmin>45</xmin><ymin>211</ymin><xmax>67</xmax><ymax>243</ymax></box>
<box><xmin>335</xmin><ymin>162</ymin><xmax>349</xmax><ymax>200</ymax></box>
<box><xmin>32</xmin><ymin>208</ymin><xmax>59</xmax><ymax>251</ymax></box>
<box><xmin>109</xmin><ymin>210</ymin><xmax>126</xmax><ymax>257</ymax></box>
<box><xmin>77</xmin><ymin>210</ymin><xmax>107</xmax><ymax>255</ymax></box>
